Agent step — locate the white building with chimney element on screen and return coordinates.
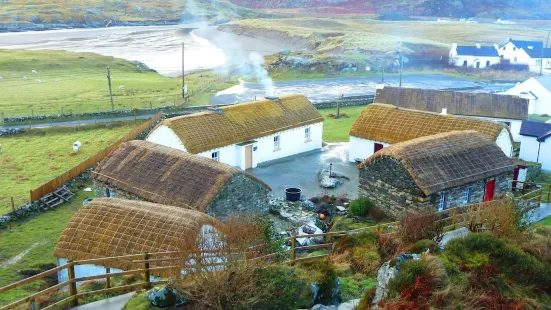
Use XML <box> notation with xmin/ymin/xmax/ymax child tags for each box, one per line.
<box><xmin>449</xmin><ymin>43</ymin><xmax>501</xmax><ymax>69</ymax></box>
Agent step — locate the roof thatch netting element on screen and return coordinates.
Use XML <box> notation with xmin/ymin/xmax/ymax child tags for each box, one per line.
<box><xmin>92</xmin><ymin>141</ymin><xmax>270</xmax><ymax>211</ymax></box>
<box><xmin>349</xmin><ymin>104</ymin><xmax>511</xmax><ymax>144</ymax></box>
<box><xmin>359</xmin><ymin>131</ymin><xmax>515</xmax><ymax>195</ymax></box>
<box><xmin>152</xmin><ymin>94</ymin><xmax>324</xmax><ymax>153</ymax></box>
<box><xmin>375</xmin><ymin>87</ymin><xmax>528</xmax><ymax>120</ymax></box>
<box><xmin>54</xmin><ymin>198</ymin><xmax>222</xmax><ymax>271</ymax></box>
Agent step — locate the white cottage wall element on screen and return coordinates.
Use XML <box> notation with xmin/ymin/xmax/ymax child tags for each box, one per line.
<box><xmin>197</xmin><ymin>145</ymin><xmax>238</xmax><ymax>168</ymax></box>
<box><xmin>146</xmin><ymin>125</ymin><xmax>187</xmax><ymax>152</ymax></box>
<box><xmin>519</xmin><ymin>136</ymin><xmax>541</xmax><ymax>163</ymax></box>
<box><xmin>348</xmin><ymin>136</ymin><xmax>389</xmax><ymax>162</ymax></box>
<box><xmin>57</xmin><ymin>258</ymin><xmax>125</xmax><ymax>287</ymax></box>
<box><xmin>495</xmin><ymin>128</ymin><xmax>513</xmax><ymax>157</ymax></box>
<box><xmin>538</xmin><ymin>141</ymin><xmax>551</xmax><ymax>171</ymax></box>
<box><xmin>506</xmin><ymin>79</ymin><xmax>551</xmax><ymax>116</ymax></box>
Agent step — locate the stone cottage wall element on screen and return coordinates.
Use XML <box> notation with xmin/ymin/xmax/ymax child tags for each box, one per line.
<box><xmin>359</xmin><ymin>157</ymin><xmax>427</xmax><ymax>218</ymax></box>
<box><xmin>206</xmin><ymin>174</ymin><xmax>270</xmax><ymax>219</ymax></box>
<box><xmin>93</xmin><ymin>181</ymin><xmax>142</xmax><ymax>201</ymax></box>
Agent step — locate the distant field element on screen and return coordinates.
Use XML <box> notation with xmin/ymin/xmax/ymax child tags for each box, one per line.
<box><xmin>319</xmin><ymin>105</ymin><xmax>365</xmax><ymax>143</ymax></box>
<box><xmin>0</xmin><ymin>121</ymin><xmax>143</xmax><ymax>214</ymax></box>
<box><xmin>229</xmin><ymin>17</ymin><xmax>550</xmax><ymax>54</ymax></box>
<box><xmin>0</xmin><ymin>50</ymin><xmax>229</xmax><ymax>118</ymax></box>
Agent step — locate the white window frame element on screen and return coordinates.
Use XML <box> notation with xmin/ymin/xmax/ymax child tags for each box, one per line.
<box><xmin>462</xmin><ymin>186</ymin><xmax>472</xmax><ymax>204</ymax></box>
<box><xmin>274</xmin><ymin>135</ymin><xmax>280</xmax><ymax>149</ymax></box>
<box><xmin>211</xmin><ymin>151</ymin><xmax>220</xmax><ymax>161</ymax></box>
<box><xmin>305</xmin><ymin>127</ymin><xmax>311</xmax><ymax>140</ymax></box>
<box><xmin>438</xmin><ymin>192</ymin><xmax>448</xmax><ymax>211</ymax></box>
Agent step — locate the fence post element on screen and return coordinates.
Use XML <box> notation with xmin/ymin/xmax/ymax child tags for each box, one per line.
<box><xmin>548</xmin><ymin>184</ymin><xmax>551</xmax><ymax>203</ymax></box>
<box><xmin>291</xmin><ymin>237</ymin><xmax>296</xmax><ymax>266</ymax></box>
<box><xmin>144</xmin><ymin>253</ymin><xmax>151</xmax><ymax>289</ymax></box>
<box><xmin>30</xmin><ymin>299</ymin><xmax>37</xmax><ymax>310</ymax></box>
<box><xmin>68</xmin><ymin>262</ymin><xmax>78</xmax><ymax>308</ymax></box>
<box><xmin>105</xmin><ymin>267</ymin><xmax>111</xmax><ymax>289</ymax></box>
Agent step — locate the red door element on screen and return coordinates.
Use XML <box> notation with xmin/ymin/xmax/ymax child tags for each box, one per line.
<box><xmin>374</xmin><ymin>143</ymin><xmax>384</xmax><ymax>153</ymax></box>
<box><xmin>484</xmin><ymin>179</ymin><xmax>496</xmax><ymax>202</ymax></box>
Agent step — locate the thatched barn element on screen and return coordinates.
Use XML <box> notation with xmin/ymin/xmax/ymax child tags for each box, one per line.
<box><xmin>92</xmin><ymin>140</ymin><xmax>271</xmax><ymax>218</ymax></box>
<box><xmin>348</xmin><ymin>104</ymin><xmax>514</xmax><ymax>162</ymax></box>
<box><xmin>375</xmin><ymin>86</ymin><xmax>528</xmax><ymax>141</ymax></box>
<box><xmin>358</xmin><ymin>131</ymin><xmax>515</xmax><ymax>218</ymax></box>
<box><xmin>54</xmin><ymin>198</ymin><xmax>223</xmax><ymax>283</ymax></box>
<box><xmin>146</xmin><ymin>94</ymin><xmax>324</xmax><ymax>170</ymax></box>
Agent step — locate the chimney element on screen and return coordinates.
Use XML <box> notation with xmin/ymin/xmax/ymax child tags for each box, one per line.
<box><xmin>494</xmin><ymin>44</ymin><xmax>499</xmax><ymax>49</ymax></box>
<box><xmin>476</xmin><ymin>43</ymin><xmax>481</xmax><ymax>49</ymax></box>
<box><xmin>375</xmin><ymin>83</ymin><xmax>385</xmax><ymax>90</ymax></box>
<box><xmin>441</xmin><ymin>108</ymin><xmax>448</xmax><ymax>115</ymax></box>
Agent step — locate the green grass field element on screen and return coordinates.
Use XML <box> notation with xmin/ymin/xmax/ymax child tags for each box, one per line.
<box><xmin>538</xmin><ymin>216</ymin><xmax>551</xmax><ymax>227</ymax></box>
<box><xmin>0</xmin><ymin>182</ymin><xmax>92</xmax><ymax>307</ymax></box>
<box><xmin>319</xmin><ymin>106</ymin><xmax>365</xmax><ymax>143</ymax></box>
<box><xmin>0</xmin><ymin>50</ymin><xmax>231</xmax><ymax>118</ymax></box>
<box><xmin>0</xmin><ymin>121</ymin><xmax>144</xmax><ymax>214</ymax></box>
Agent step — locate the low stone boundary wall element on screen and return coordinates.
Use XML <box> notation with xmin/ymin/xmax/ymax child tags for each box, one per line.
<box><xmin>312</xmin><ymin>95</ymin><xmax>375</xmax><ymax>109</ymax></box>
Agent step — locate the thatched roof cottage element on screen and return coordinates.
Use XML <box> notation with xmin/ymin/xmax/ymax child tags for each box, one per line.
<box><xmin>54</xmin><ymin>198</ymin><xmax>223</xmax><ymax>282</ymax></box>
<box><xmin>146</xmin><ymin>95</ymin><xmax>324</xmax><ymax>170</ymax></box>
<box><xmin>92</xmin><ymin>140</ymin><xmax>271</xmax><ymax>218</ymax></box>
<box><xmin>358</xmin><ymin>131</ymin><xmax>515</xmax><ymax>218</ymax></box>
<box><xmin>375</xmin><ymin>87</ymin><xmax>528</xmax><ymax>141</ymax></box>
<box><xmin>348</xmin><ymin>104</ymin><xmax>514</xmax><ymax>162</ymax></box>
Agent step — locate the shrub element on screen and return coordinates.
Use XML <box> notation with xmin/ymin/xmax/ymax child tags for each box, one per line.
<box><xmin>367</xmin><ymin>206</ymin><xmax>384</xmax><ymax>221</ymax></box>
<box><xmin>465</xmin><ymin>199</ymin><xmax>528</xmax><ymax>238</ymax></box>
<box><xmin>349</xmin><ymin>197</ymin><xmax>374</xmax><ymax>217</ymax></box>
<box><xmin>387</xmin><ymin>256</ymin><xmax>448</xmax><ymax>300</ymax></box>
<box><xmin>333</xmin><ymin>232</ymin><xmax>378</xmax><ymax>253</ymax></box>
<box><xmin>296</xmin><ymin>258</ymin><xmax>337</xmax><ymax>304</ymax></box>
<box><xmin>377</xmin><ymin>233</ymin><xmax>400</xmax><ymax>262</ymax></box>
<box><xmin>387</xmin><ymin>259</ymin><xmax>429</xmax><ymax>296</ymax></box>
<box><xmin>339</xmin><ymin>275</ymin><xmax>376</xmax><ymax>301</ymax></box>
<box><xmin>351</xmin><ymin>245</ymin><xmax>381</xmax><ymax>274</ymax></box>
<box><xmin>253</xmin><ymin>266</ymin><xmax>314</xmax><ymax>309</ymax></box>
<box><xmin>397</xmin><ymin>210</ymin><xmax>445</xmax><ymax>245</ymax></box>
<box><xmin>408</xmin><ymin>239</ymin><xmax>441</xmax><ymax>255</ymax></box>
<box><xmin>355</xmin><ymin>287</ymin><xmax>376</xmax><ymax>309</ymax></box>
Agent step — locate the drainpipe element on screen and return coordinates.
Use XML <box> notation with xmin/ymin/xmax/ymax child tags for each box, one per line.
<box><xmin>537</xmin><ymin>142</ymin><xmax>542</xmax><ymax>163</ymax></box>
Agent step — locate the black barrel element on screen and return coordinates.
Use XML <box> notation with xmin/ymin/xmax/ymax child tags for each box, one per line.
<box><xmin>285</xmin><ymin>188</ymin><xmax>302</xmax><ymax>201</ymax></box>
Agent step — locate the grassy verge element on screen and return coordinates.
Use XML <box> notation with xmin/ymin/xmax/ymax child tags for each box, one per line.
<box><xmin>0</xmin><ymin>181</ymin><xmax>93</xmax><ymax>307</ymax></box>
<box><xmin>529</xmin><ymin>114</ymin><xmax>551</xmax><ymax>122</ymax></box>
<box><xmin>538</xmin><ymin>216</ymin><xmax>551</xmax><ymax>227</ymax></box>
<box><xmin>319</xmin><ymin>106</ymin><xmax>365</xmax><ymax>143</ymax></box>
<box><xmin>0</xmin><ymin>50</ymin><xmax>235</xmax><ymax>119</ymax></box>
<box><xmin>0</xmin><ymin>120</ymin><xmax>144</xmax><ymax>214</ymax></box>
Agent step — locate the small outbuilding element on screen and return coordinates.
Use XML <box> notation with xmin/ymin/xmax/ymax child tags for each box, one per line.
<box><xmin>146</xmin><ymin>94</ymin><xmax>324</xmax><ymax>170</ymax></box>
<box><xmin>54</xmin><ymin>198</ymin><xmax>223</xmax><ymax>283</ymax></box>
<box><xmin>358</xmin><ymin>131</ymin><xmax>515</xmax><ymax>218</ymax></box>
<box><xmin>519</xmin><ymin>120</ymin><xmax>551</xmax><ymax>171</ymax></box>
<box><xmin>348</xmin><ymin>103</ymin><xmax>514</xmax><ymax>162</ymax></box>
<box><xmin>374</xmin><ymin>87</ymin><xmax>528</xmax><ymax>141</ymax></box>
<box><xmin>506</xmin><ymin>76</ymin><xmax>551</xmax><ymax>116</ymax></box>
<box><xmin>92</xmin><ymin>140</ymin><xmax>271</xmax><ymax>218</ymax></box>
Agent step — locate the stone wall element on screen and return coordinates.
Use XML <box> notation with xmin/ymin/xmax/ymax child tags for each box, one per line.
<box><xmin>206</xmin><ymin>174</ymin><xmax>270</xmax><ymax>219</ymax></box>
<box><xmin>93</xmin><ymin>181</ymin><xmax>142</xmax><ymax>201</ymax></box>
<box><xmin>312</xmin><ymin>95</ymin><xmax>374</xmax><ymax>109</ymax></box>
<box><xmin>525</xmin><ymin>163</ymin><xmax>542</xmax><ymax>181</ymax></box>
<box><xmin>359</xmin><ymin>156</ymin><xmax>514</xmax><ymax>219</ymax></box>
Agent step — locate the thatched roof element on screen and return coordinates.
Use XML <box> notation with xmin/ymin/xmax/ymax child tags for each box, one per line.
<box><xmin>54</xmin><ymin>198</ymin><xmax>222</xmax><ymax>271</ymax></box>
<box><xmin>92</xmin><ymin>141</ymin><xmax>270</xmax><ymax>211</ymax></box>
<box><xmin>349</xmin><ymin>104</ymin><xmax>511</xmax><ymax>144</ymax></box>
<box><xmin>150</xmin><ymin>95</ymin><xmax>324</xmax><ymax>153</ymax></box>
<box><xmin>359</xmin><ymin>131</ymin><xmax>515</xmax><ymax>195</ymax></box>
<box><xmin>375</xmin><ymin>87</ymin><xmax>528</xmax><ymax>120</ymax></box>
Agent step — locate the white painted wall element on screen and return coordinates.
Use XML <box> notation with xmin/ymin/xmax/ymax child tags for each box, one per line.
<box><xmin>519</xmin><ymin>135</ymin><xmax>541</xmax><ymax>163</ymax></box>
<box><xmin>506</xmin><ymin>78</ymin><xmax>551</xmax><ymax>115</ymax></box>
<box><xmin>146</xmin><ymin>125</ymin><xmax>187</xmax><ymax>151</ymax></box>
<box><xmin>495</xmin><ymin>128</ymin><xmax>514</xmax><ymax>157</ymax></box>
<box><xmin>539</xmin><ymin>141</ymin><xmax>551</xmax><ymax>171</ymax></box>
<box><xmin>449</xmin><ymin>53</ymin><xmax>500</xmax><ymax>68</ymax></box>
<box><xmin>147</xmin><ymin>122</ymin><xmax>323</xmax><ymax>170</ymax></box>
<box><xmin>498</xmin><ymin>42</ymin><xmax>533</xmax><ymax>65</ymax></box>
<box><xmin>348</xmin><ymin>136</ymin><xmax>390</xmax><ymax>162</ymax></box>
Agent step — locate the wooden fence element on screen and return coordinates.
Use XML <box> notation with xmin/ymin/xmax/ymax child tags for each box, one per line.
<box><xmin>29</xmin><ymin>113</ymin><xmax>163</xmax><ymax>202</ymax></box>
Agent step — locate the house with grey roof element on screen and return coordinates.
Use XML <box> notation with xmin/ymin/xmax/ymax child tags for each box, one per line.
<box><xmin>519</xmin><ymin>120</ymin><xmax>551</xmax><ymax>171</ymax></box>
<box><xmin>506</xmin><ymin>76</ymin><xmax>551</xmax><ymax>116</ymax></box>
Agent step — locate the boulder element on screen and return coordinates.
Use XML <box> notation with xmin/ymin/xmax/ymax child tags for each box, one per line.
<box><xmin>318</xmin><ymin>169</ymin><xmax>349</xmax><ymax>189</ymax></box>
<box><xmin>302</xmin><ymin>200</ymin><xmax>317</xmax><ymax>212</ymax></box>
<box><xmin>296</xmin><ymin>224</ymin><xmax>324</xmax><ymax>246</ymax></box>
<box><xmin>146</xmin><ymin>284</ymin><xmax>187</xmax><ymax>308</ymax></box>
<box><xmin>372</xmin><ymin>253</ymin><xmax>421</xmax><ymax>308</ymax></box>
<box><xmin>338</xmin><ymin>299</ymin><xmax>360</xmax><ymax>310</ymax></box>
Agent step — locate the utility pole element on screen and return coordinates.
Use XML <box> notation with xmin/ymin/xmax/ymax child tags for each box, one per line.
<box><xmin>182</xmin><ymin>42</ymin><xmax>186</xmax><ymax>102</ymax></box>
<box><xmin>540</xmin><ymin>31</ymin><xmax>550</xmax><ymax>76</ymax></box>
<box><xmin>106</xmin><ymin>66</ymin><xmax>114</xmax><ymax>111</ymax></box>
<box><xmin>399</xmin><ymin>53</ymin><xmax>403</xmax><ymax>87</ymax></box>
<box><xmin>337</xmin><ymin>94</ymin><xmax>342</xmax><ymax>118</ymax></box>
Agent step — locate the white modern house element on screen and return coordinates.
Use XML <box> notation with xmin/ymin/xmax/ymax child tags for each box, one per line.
<box><xmin>519</xmin><ymin>120</ymin><xmax>551</xmax><ymax>171</ymax></box>
<box><xmin>449</xmin><ymin>43</ymin><xmax>501</xmax><ymax>69</ymax></box>
<box><xmin>497</xmin><ymin>38</ymin><xmax>551</xmax><ymax>71</ymax></box>
<box><xmin>348</xmin><ymin>104</ymin><xmax>514</xmax><ymax>162</ymax></box>
<box><xmin>374</xmin><ymin>86</ymin><xmax>529</xmax><ymax>142</ymax></box>
<box><xmin>147</xmin><ymin>95</ymin><xmax>324</xmax><ymax>170</ymax></box>
<box><xmin>505</xmin><ymin>76</ymin><xmax>551</xmax><ymax>116</ymax></box>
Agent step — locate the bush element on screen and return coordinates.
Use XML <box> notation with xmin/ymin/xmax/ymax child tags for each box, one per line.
<box><xmin>339</xmin><ymin>275</ymin><xmax>376</xmax><ymax>301</ymax></box>
<box><xmin>296</xmin><ymin>259</ymin><xmax>337</xmax><ymax>304</ymax></box>
<box><xmin>377</xmin><ymin>233</ymin><xmax>401</xmax><ymax>262</ymax></box>
<box><xmin>387</xmin><ymin>259</ymin><xmax>429</xmax><ymax>296</ymax></box>
<box><xmin>397</xmin><ymin>210</ymin><xmax>445</xmax><ymax>245</ymax></box>
<box><xmin>253</xmin><ymin>266</ymin><xmax>314</xmax><ymax>309</ymax></box>
<box><xmin>355</xmin><ymin>287</ymin><xmax>376</xmax><ymax>309</ymax></box>
<box><xmin>349</xmin><ymin>197</ymin><xmax>374</xmax><ymax>217</ymax></box>
<box><xmin>465</xmin><ymin>199</ymin><xmax>529</xmax><ymax>238</ymax></box>
<box><xmin>387</xmin><ymin>256</ymin><xmax>448</xmax><ymax>300</ymax></box>
<box><xmin>408</xmin><ymin>239</ymin><xmax>441</xmax><ymax>255</ymax></box>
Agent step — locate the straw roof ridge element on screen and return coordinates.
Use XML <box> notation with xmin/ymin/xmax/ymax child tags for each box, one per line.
<box><xmin>92</xmin><ymin>140</ymin><xmax>270</xmax><ymax>211</ymax></box>
<box><xmin>54</xmin><ymin>198</ymin><xmax>222</xmax><ymax>272</ymax></box>
<box><xmin>349</xmin><ymin>103</ymin><xmax>512</xmax><ymax>144</ymax></box>
<box><xmin>150</xmin><ymin>94</ymin><xmax>324</xmax><ymax>153</ymax></box>
<box><xmin>375</xmin><ymin>87</ymin><xmax>528</xmax><ymax>120</ymax></box>
<box><xmin>359</xmin><ymin>131</ymin><xmax>516</xmax><ymax>195</ymax></box>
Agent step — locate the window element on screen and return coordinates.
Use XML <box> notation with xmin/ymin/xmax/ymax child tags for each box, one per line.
<box><xmin>211</xmin><ymin>151</ymin><xmax>219</xmax><ymax>161</ymax></box>
<box><xmin>462</xmin><ymin>187</ymin><xmax>472</xmax><ymax>204</ymax></box>
<box><xmin>476</xmin><ymin>62</ymin><xmax>480</xmax><ymax>68</ymax></box>
<box><xmin>274</xmin><ymin>135</ymin><xmax>280</xmax><ymax>149</ymax></box>
<box><xmin>486</xmin><ymin>61</ymin><xmax>490</xmax><ymax>67</ymax></box>
<box><xmin>305</xmin><ymin>127</ymin><xmax>311</xmax><ymax>140</ymax></box>
<box><xmin>438</xmin><ymin>193</ymin><xmax>448</xmax><ymax>211</ymax></box>
<box><xmin>536</xmin><ymin>59</ymin><xmax>542</xmax><ymax>65</ymax></box>
<box><xmin>514</xmin><ymin>57</ymin><xmax>518</xmax><ymax>63</ymax></box>
<box><xmin>105</xmin><ymin>188</ymin><xmax>114</xmax><ymax>198</ymax></box>
<box><xmin>374</xmin><ymin>143</ymin><xmax>384</xmax><ymax>153</ymax></box>
<box><xmin>513</xmin><ymin>47</ymin><xmax>517</xmax><ymax>51</ymax></box>
<box><xmin>502</xmin><ymin>46</ymin><xmax>506</xmax><ymax>51</ymax></box>
<box><xmin>463</xmin><ymin>60</ymin><xmax>467</xmax><ymax>67</ymax></box>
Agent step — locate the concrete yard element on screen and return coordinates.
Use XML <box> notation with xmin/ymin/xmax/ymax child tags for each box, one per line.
<box><xmin>250</xmin><ymin>143</ymin><xmax>359</xmax><ymax>200</ymax></box>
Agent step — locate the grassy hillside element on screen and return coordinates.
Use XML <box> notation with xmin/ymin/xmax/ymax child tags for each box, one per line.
<box><xmin>0</xmin><ymin>50</ymin><xmax>229</xmax><ymax>117</ymax></box>
<box><xmin>0</xmin><ymin>0</ymin><xmax>263</xmax><ymax>26</ymax></box>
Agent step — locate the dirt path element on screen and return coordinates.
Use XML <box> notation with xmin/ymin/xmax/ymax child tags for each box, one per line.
<box><xmin>0</xmin><ymin>242</ymin><xmax>44</xmax><ymax>268</ymax></box>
